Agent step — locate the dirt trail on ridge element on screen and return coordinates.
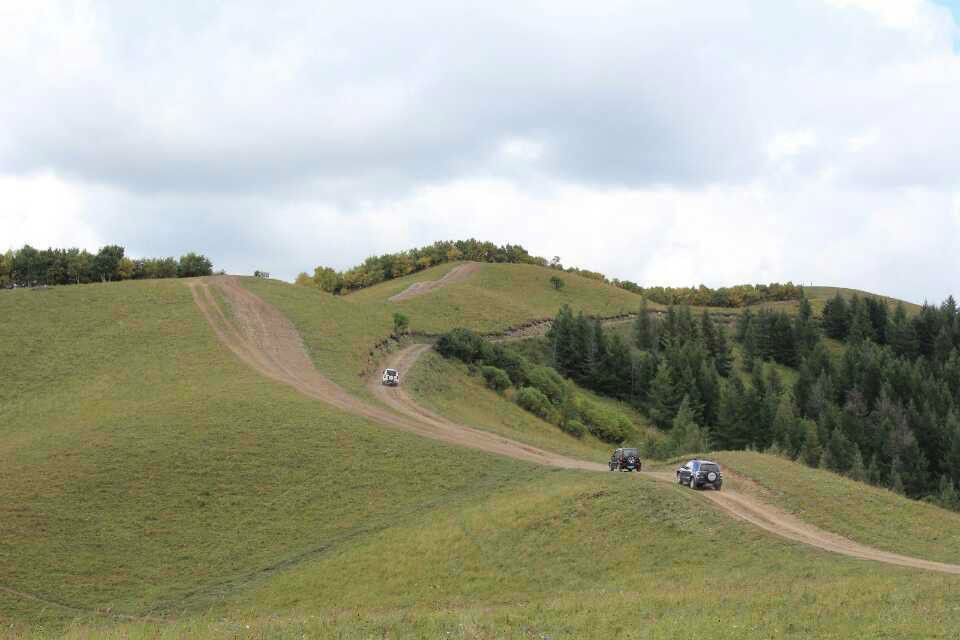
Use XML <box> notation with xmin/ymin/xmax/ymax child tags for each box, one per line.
<box><xmin>191</xmin><ymin>276</ymin><xmax>960</xmax><ymax>575</ymax></box>
<box><xmin>643</xmin><ymin>472</ymin><xmax>960</xmax><ymax>574</ymax></box>
<box><xmin>388</xmin><ymin>262</ymin><xmax>481</xmax><ymax>302</ymax></box>
<box><xmin>188</xmin><ymin>277</ymin><xmax>599</xmax><ymax>470</ymax></box>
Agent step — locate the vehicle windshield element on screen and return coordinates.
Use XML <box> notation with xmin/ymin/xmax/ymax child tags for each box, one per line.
<box><xmin>622</xmin><ymin>448</ymin><xmax>638</xmax><ymax>457</ymax></box>
<box><xmin>385</xmin><ymin>369</ymin><xmax>398</xmax><ymax>375</ymax></box>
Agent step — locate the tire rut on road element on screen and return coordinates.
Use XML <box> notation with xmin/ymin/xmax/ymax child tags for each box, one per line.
<box><xmin>191</xmin><ymin>277</ymin><xmax>960</xmax><ymax>575</ymax></box>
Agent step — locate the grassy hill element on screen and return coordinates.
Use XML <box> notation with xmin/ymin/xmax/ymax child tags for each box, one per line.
<box><xmin>50</xmin><ymin>470</ymin><xmax>960</xmax><ymax>639</ymax></box>
<box><xmin>1</xmin><ymin>267</ymin><xmax>952</xmax><ymax>638</ymax></box>
<box><xmin>0</xmin><ymin>280</ymin><xmax>545</xmax><ymax>632</ymax></box>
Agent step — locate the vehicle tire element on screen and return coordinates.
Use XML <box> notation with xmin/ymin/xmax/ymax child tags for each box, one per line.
<box><xmin>689</xmin><ymin>476</ymin><xmax>697</xmax><ymax>490</ymax></box>
<box><xmin>677</xmin><ymin>473</ymin><xmax>683</xmax><ymax>485</ymax></box>
<box><xmin>715</xmin><ymin>482</ymin><xmax>722</xmax><ymax>491</ymax></box>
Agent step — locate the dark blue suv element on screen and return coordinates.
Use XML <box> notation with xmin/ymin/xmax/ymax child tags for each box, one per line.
<box><xmin>676</xmin><ymin>459</ymin><xmax>723</xmax><ymax>490</ymax></box>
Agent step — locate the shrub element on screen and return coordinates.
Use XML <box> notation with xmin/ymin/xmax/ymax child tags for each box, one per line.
<box><xmin>577</xmin><ymin>398</ymin><xmax>633</xmax><ymax>443</ymax></box>
<box><xmin>561</xmin><ymin>419</ymin><xmax>586</xmax><ymax>438</ymax></box>
<box><xmin>516</xmin><ymin>387</ymin><xmax>557</xmax><ymax>423</ymax></box>
<box><xmin>393</xmin><ymin>312</ymin><xmax>410</xmax><ymax>336</ymax></box>
<box><xmin>486</xmin><ymin>345</ymin><xmax>532</xmax><ymax>386</ymax></box>
<box><xmin>436</xmin><ymin>328</ymin><xmax>489</xmax><ymax>363</ymax></box>
<box><xmin>527</xmin><ymin>366</ymin><xmax>567</xmax><ymax>406</ymax></box>
<box><xmin>481</xmin><ymin>366</ymin><xmax>512</xmax><ymax>393</ymax></box>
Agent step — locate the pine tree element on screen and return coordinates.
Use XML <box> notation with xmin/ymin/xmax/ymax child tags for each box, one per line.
<box><xmin>735</xmin><ymin>308</ymin><xmax>753</xmax><ymax>343</ymax></box>
<box><xmin>715</xmin><ymin>377</ymin><xmax>749</xmax><ymax>449</ymax></box>
<box><xmin>701</xmin><ymin>311</ymin><xmax>732</xmax><ymax>377</ymax></box>
<box><xmin>743</xmin><ymin>320</ymin><xmax>760</xmax><ymax>373</ymax></box>
<box><xmin>889</xmin><ymin>302</ymin><xmax>919</xmax><ymax>359</ymax></box>
<box><xmin>799</xmin><ymin>419</ymin><xmax>823</xmax><ymax>467</ymax></box>
<box><xmin>823</xmin><ymin>427</ymin><xmax>853</xmax><ymax>473</ymax></box>
<box><xmin>934</xmin><ymin>327</ymin><xmax>954</xmax><ymax>364</ymax></box>
<box><xmin>571</xmin><ymin>312</ymin><xmax>595</xmax><ymax>383</ymax></box>
<box><xmin>867</xmin><ymin>454</ymin><xmax>882</xmax><ymax>486</ymax></box>
<box><xmin>889</xmin><ymin>458</ymin><xmax>905</xmax><ymax>495</ymax></box>
<box><xmin>669</xmin><ymin>395</ymin><xmax>710</xmax><ymax>456</ymax></box>
<box><xmin>938</xmin><ymin>475</ymin><xmax>959</xmax><ymax>511</ymax></box>
<box><xmin>634</xmin><ymin>301</ymin><xmax>657</xmax><ymax>351</ymax></box>
<box><xmin>848</xmin><ymin>296</ymin><xmax>875</xmax><ymax>344</ymax></box>
<box><xmin>822</xmin><ymin>292</ymin><xmax>850</xmax><ymax>340</ymax></box>
<box><xmin>794</xmin><ymin>293</ymin><xmax>819</xmax><ymax>356</ymax></box>
<box><xmin>945</xmin><ymin>412</ymin><xmax>960</xmax><ymax>488</ymax></box>
<box><xmin>847</xmin><ymin>446</ymin><xmax>867</xmax><ymax>482</ymax></box>
<box><xmin>772</xmin><ymin>393</ymin><xmax>801</xmax><ymax>456</ymax></box>
<box><xmin>649</xmin><ymin>362</ymin><xmax>682</xmax><ymax>428</ymax></box>
<box><xmin>549</xmin><ymin>305</ymin><xmax>577</xmax><ymax>376</ymax></box>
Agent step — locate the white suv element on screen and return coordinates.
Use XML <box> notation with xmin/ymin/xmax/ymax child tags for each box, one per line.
<box><xmin>381</xmin><ymin>368</ymin><xmax>400</xmax><ymax>386</ymax></box>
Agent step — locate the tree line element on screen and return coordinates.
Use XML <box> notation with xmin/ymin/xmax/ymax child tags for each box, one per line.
<box><xmin>541</xmin><ymin>293</ymin><xmax>960</xmax><ymax>509</ymax></box>
<box><xmin>0</xmin><ymin>244</ymin><xmax>214</xmax><ymax>288</ymax></box>
<box><xmin>295</xmin><ymin>238</ymin><xmax>805</xmax><ymax>308</ymax></box>
<box><xmin>612</xmin><ymin>281</ymin><xmax>805</xmax><ymax>308</ymax></box>
<box><xmin>298</xmin><ymin>239</ymin><xmax>547</xmax><ymax>293</ymax></box>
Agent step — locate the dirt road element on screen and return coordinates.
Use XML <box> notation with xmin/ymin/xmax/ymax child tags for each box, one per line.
<box><xmin>191</xmin><ymin>277</ymin><xmax>960</xmax><ymax>575</ymax></box>
<box><xmin>189</xmin><ymin>277</ymin><xmax>600</xmax><ymax>469</ymax></box>
<box><xmin>388</xmin><ymin>262</ymin><xmax>481</xmax><ymax>302</ymax></box>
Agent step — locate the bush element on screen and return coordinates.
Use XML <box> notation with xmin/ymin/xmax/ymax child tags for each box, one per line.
<box><xmin>436</xmin><ymin>328</ymin><xmax>490</xmax><ymax>363</ymax></box>
<box><xmin>560</xmin><ymin>419</ymin><xmax>586</xmax><ymax>438</ymax></box>
<box><xmin>486</xmin><ymin>345</ymin><xmax>533</xmax><ymax>386</ymax></box>
<box><xmin>481</xmin><ymin>366</ymin><xmax>512</xmax><ymax>393</ymax></box>
<box><xmin>516</xmin><ymin>387</ymin><xmax>558</xmax><ymax>423</ymax></box>
<box><xmin>392</xmin><ymin>312</ymin><xmax>410</xmax><ymax>336</ymax></box>
<box><xmin>577</xmin><ymin>398</ymin><xmax>633</xmax><ymax>443</ymax></box>
<box><xmin>527</xmin><ymin>365</ymin><xmax>567</xmax><ymax>406</ymax></box>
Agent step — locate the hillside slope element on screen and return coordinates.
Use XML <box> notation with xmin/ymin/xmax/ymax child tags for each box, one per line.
<box><xmin>1</xmin><ymin>272</ymin><xmax>951</xmax><ymax>639</ymax></box>
<box><xmin>0</xmin><ymin>280</ymin><xmax>547</xmax><ymax>630</ymax></box>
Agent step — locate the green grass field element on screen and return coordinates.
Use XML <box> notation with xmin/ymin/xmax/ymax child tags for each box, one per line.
<box><xmin>51</xmin><ymin>472</ymin><xmax>960</xmax><ymax>639</ymax></box>
<box><xmin>0</xmin><ymin>280</ymin><xmax>545</xmax><ymax>633</ymax></box>
<box><xmin>0</xmin><ymin>269</ymin><xmax>945</xmax><ymax>639</ymax></box>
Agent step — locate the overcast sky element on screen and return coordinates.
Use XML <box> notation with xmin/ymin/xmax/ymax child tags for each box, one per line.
<box><xmin>2</xmin><ymin>0</ymin><xmax>960</xmax><ymax>303</ymax></box>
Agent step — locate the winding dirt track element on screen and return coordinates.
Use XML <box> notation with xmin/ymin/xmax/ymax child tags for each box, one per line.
<box><xmin>189</xmin><ymin>277</ymin><xmax>598</xmax><ymax>469</ymax></box>
<box><xmin>193</xmin><ymin>276</ymin><xmax>960</xmax><ymax>575</ymax></box>
<box><xmin>388</xmin><ymin>262</ymin><xmax>481</xmax><ymax>302</ymax></box>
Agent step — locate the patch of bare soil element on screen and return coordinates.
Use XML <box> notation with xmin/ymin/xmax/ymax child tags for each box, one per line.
<box><xmin>388</xmin><ymin>262</ymin><xmax>481</xmax><ymax>302</ymax></box>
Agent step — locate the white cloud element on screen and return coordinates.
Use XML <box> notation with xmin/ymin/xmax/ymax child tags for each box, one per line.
<box><xmin>1</xmin><ymin>0</ymin><xmax>959</xmax><ymax>302</ymax></box>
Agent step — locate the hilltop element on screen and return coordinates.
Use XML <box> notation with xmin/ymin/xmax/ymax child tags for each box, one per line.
<box><xmin>1</xmin><ymin>257</ymin><xmax>957</xmax><ymax>638</ymax></box>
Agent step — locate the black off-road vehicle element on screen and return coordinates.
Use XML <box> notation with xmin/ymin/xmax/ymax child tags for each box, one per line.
<box><xmin>676</xmin><ymin>459</ymin><xmax>723</xmax><ymax>490</ymax></box>
<box><xmin>609</xmin><ymin>448</ymin><xmax>641</xmax><ymax>472</ymax></box>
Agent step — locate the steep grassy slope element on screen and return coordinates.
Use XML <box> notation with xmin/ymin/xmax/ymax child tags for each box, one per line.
<box><xmin>59</xmin><ymin>471</ymin><xmax>960</xmax><ymax>639</ymax></box>
<box><xmin>0</xmin><ymin>281</ymin><xmax>544</xmax><ymax>632</ymax></box>
<box><xmin>404</xmin><ymin>350</ymin><xmax>615</xmax><ymax>463</ymax></box>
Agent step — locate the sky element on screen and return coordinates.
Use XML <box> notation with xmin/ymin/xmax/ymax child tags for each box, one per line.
<box><xmin>2</xmin><ymin>0</ymin><xmax>960</xmax><ymax>303</ymax></box>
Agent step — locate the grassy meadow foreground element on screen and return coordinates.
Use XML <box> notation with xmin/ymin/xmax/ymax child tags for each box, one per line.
<box><xmin>2</xmin><ymin>264</ymin><xmax>958</xmax><ymax>638</ymax></box>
